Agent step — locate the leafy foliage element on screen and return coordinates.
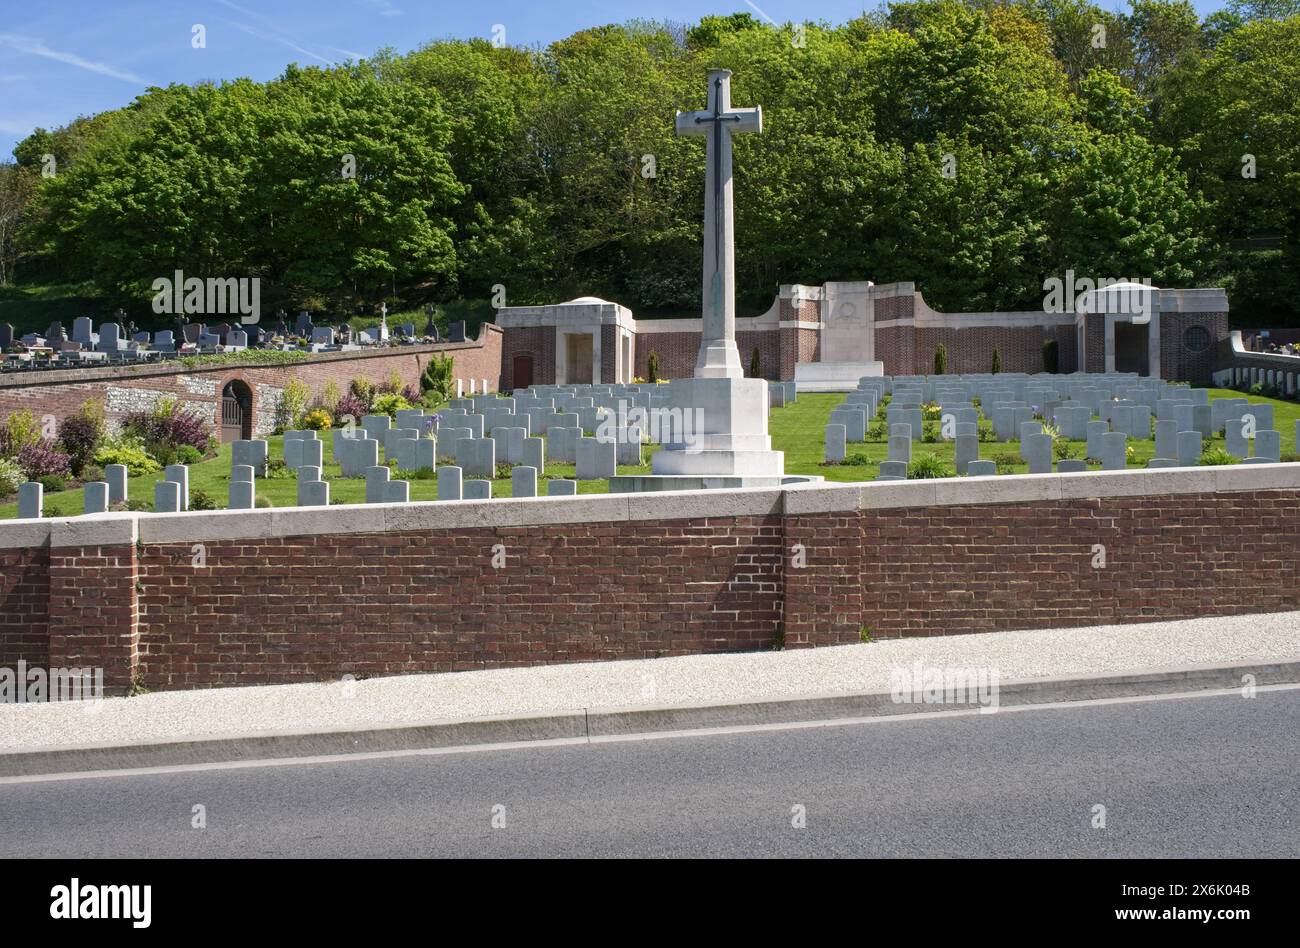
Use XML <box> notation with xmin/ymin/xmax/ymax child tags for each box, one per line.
<box><xmin>907</xmin><ymin>454</ymin><xmax>956</xmax><ymax>478</ymax></box>
<box><xmin>57</xmin><ymin>399</ymin><xmax>106</xmax><ymax>475</ymax></box>
<box><xmin>18</xmin><ymin>440</ymin><xmax>72</xmax><ymax>481</ymax></box>
<box><xmin>94</xmin><ymin>434</ymin><xmax>163</xmax><ymax>476</ymax></box>
<box><xmin>6</xmin><ymin>3</ymin><xmax>1300</xmax><ymax>322</ymax></box>
<box><xmin>0</xmin><ymin>457</ymin><xmax>23</xmax><ymax>497</ymax></box>
<box><xmin>122</xmin><ymin>397</ymin><xmax>212</xmax><ymax>455</ymax></box>
<box><xmin>419</xmin><ymin>353</ymin><xmax>456</xmax><ymax>405</ymax></box>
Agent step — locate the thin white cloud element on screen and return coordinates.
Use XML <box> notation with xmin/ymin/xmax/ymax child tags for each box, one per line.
<box><xmin>364</xmin><ymin>0</ymin><xmax>403</xmax><ymax>17</ymax></box>
<box><xmin>220</xmin><ymin>19</ymin><xmax>334</xmax><ymax>64</ymax></box>
<box><xmin>0</xmin><ymin>33</ymin><xmax>145</xmax><ymax>84</ymax></box>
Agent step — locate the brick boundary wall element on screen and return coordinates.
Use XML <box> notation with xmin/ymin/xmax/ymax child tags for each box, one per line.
<box><xmin>0</xmin><ymin>327</ymin><xmax>503</xmax><ymax>440</ymax></box>
<box><xmin>631</xmin><ymin>323</ymin><xmax>805</xmax><ymax>382</ymax></box>
<box><xmin>4</xmin><ymin>465</ymin><xmax>1299</xmax><ymax>695</ymax></box>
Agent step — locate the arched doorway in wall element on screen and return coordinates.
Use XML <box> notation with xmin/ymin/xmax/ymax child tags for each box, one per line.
<box><xmin>221</xmin><ymin>380</ymin><xmax>253</xmax><ymax>442</ymax></box>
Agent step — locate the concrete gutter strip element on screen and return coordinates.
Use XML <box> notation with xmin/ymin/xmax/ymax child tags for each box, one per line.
<box><xmin>2</xmin><ymin>660</ymin><xmax>1297</xmax><ymax>780</ymax></box>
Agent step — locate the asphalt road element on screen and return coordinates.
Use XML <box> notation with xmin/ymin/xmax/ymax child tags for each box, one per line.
<box><xmin>2</xmin><ymin>688</ymin><xmax>1298</xmax><ymax>858</ymax></box>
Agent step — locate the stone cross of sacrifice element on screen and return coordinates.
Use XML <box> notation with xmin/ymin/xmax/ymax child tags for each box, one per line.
<box><xmin>675</xmin><ymin>68</ymin><xmax>762</xmax><ymax>379</ymax></box>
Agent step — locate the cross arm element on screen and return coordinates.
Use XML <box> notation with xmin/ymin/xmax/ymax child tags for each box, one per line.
<box><xmin>675</xmin><ymin>109</ymin><xmax>710</xmax><ymax>136</ymax></box>
<box><xmin>728</xmin><ymin>106</ymin><xmax>763</xmax><ymax>134</ymax></box>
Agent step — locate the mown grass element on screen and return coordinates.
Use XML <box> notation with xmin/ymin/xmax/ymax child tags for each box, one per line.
<box><xmin>2</xmin><ymin>386</ymin><xmax>1296</xmax><ymax>518</ymax></box>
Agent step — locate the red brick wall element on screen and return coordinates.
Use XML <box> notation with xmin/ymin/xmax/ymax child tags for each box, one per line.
<box><xmin>7</xmin><ymin>481</ymin><xmax>1299</xmax><ymax>693</ymax></box>
<box><xmin>0</xmin><ymin>327</ymin><xmax>503</xmax><ymax>441</ymax></box>
<box><xmin>1085</xmin><ymin>314</ymin><xmax>1106</xmax><ymax>373</ymax></box>
<box><xmin>909</xmin><ymin>325</ymin><xmax>1077</xmax><ymax>376</ymax></box>
<box><xmin>134</xmin><ymin>517</ymin><xmax>786</xmax><ymax>689</ymax></box>
<box><xmin>0</xmin><ymin>547</ymin><xmax>49</xmax><ymax>670</ymax></box>
<box><xmin>1161</xmin><ymin>311</ymin><xmax>1228</xmax><ymax>383</ymax></box>
<box><xmin>635</xmin><ymin>331</ymin><xmax>699</xmax><ymax>380</ymax></box>
<box><xmin>633</xmin><ymin>324</ymin><xmax>783</xmax><ymax>380</ymax></box>
<box><xmin>47</xmin><ymin>542</ymin><xmax>138</xmax><ymax>695</ymax></box>
<box><xmin>736</xmin><ymin>329</ymin><xmax>781</xmax><ymax>379</ymax></box>
<box><xmin>501</xmin><ymin>325</ymin><xmax>554</xmax><ymax>390</ymax></box>
<box><xmin>860</xmin><ymin>490</ymin><xmax>1300</xmax><ymax>636</ymax></box>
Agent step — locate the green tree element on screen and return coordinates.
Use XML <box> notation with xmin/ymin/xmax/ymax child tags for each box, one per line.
<box><xmin>1158</xmin><ymin>16</ymin><xmax>1300</xmax><ymax>321</ymax></box>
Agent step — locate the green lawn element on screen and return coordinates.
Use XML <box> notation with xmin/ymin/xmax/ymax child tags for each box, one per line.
<box><xmin>2</xmin><ymin>387</ymin><xmax>1297</xmax><ymax>519</ymax></box>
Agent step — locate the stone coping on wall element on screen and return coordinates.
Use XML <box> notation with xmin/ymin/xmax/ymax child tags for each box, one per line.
<box><xmin>0</xmin><ymin>330</ymin><xmax>501</xmax><ymax>389</ymax></box>
<box><xmin>4</xmin><ymin>463</ymin><xmax>1299</xmax><ymax>550</ymax></box>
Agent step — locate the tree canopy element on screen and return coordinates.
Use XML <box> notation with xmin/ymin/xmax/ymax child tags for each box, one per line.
<box><xmin>2</xmin><ymin>0</ymin><xmax>1298</xmax><ymax>324</ymax></box>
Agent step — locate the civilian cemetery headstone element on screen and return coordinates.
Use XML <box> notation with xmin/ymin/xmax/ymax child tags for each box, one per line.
<box><xmin>96</xmin><ymin>322</ymin><xmax>122</xmax><ymax>353</ymax></box>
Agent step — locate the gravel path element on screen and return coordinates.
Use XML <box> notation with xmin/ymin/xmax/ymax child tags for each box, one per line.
<box><xmin>3</xmin><ymin>611</ymin><xmax>1298</xmax><ymax>752</ymax></box>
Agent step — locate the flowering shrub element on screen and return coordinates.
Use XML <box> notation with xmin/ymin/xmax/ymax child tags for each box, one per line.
<box><xmin>349</xmin><ymin>378</ymin><xmax>375</xmax><ymax>409</ymax></box>
<box><xmin>333</xmin><ymin>394</ymin><xmax>367</xmax><ymax>426</ymax></box>
<box><xmin>372</xmin><ymin>393</ymin><xmax>413</xmax><ymax>417</ymax></box>
<box><xmin>0</xmin><ymin>409</ymin><xmax>41</xmax><ymax>459</ymax></box>
<box><xmin>277</xmin><ymin>379</ymin><xmax>310</xmax><ymax>431</ymax></box>
<box><xmin>301</xmin><ymin>408</ymin><xmax>333</xmax><ymax>431</ymax></box>
<box><xmin>123</xmin><ymin>397</ymin><xmax>212</xmax><ymax>454</ymax></box>
<box><xmin>18</xmin><ymin>439</ymin><xmax>72</xmax><ymax>481</ymax></box>
<box><xmin>0</xmin><ymin>457</ymin><xmax>23</xmax><ymax>497</ymax></box>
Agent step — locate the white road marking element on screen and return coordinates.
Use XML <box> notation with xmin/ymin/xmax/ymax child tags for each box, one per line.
<box><xmin>2</xmin><ymin>682</ymin><xmax>1296</xmax><ymax>786</ymax></box>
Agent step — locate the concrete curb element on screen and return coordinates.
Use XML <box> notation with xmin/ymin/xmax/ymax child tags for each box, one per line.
<box><xmin>2</xmin><ymin>659</ymin><xmax>1297</xmax><ymax>778</ymax></box>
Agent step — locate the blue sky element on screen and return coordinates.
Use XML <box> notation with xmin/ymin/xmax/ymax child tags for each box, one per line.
<box><xmin>0</xmin><ymin>0</ymin><xmax>1232</xmax><ymax>158</ymax></box>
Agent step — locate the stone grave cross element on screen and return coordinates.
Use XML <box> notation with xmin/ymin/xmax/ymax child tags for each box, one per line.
<box><xmin>675</xmin><ymin>68</ymin><xmax>762</xmax><ymax>379</ymax></box>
